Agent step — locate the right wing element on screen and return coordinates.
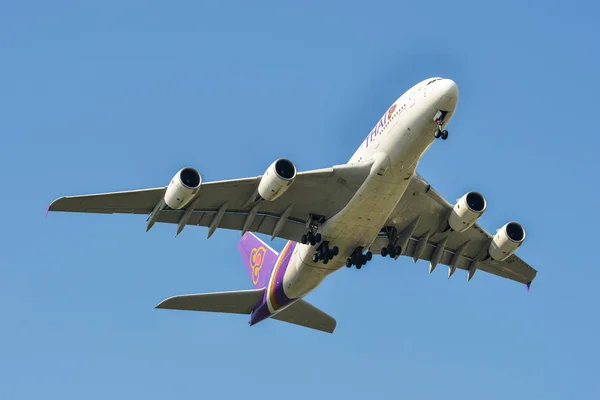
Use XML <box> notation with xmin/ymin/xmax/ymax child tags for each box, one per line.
<box><xmin>369</xmin><ymin>174</ymin><xmax>537</xmax><ymax>285</ymax></box>
<box><xmin>49</xmin><ymin>162</ymin><xmax>373</xmax><ymax>242</ymax></box>
<box><xmin>272</xmin><ymin>299</ymin><xmax>336</xmax><ymax>334</ymax></box>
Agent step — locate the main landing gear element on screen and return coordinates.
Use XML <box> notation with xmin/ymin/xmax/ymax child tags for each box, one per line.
<box><xmin>302</xmin><ymin>214</ymin><xmax>325</xmax><ymax>246</ymax></box>
<box><xmin>312</xmin><ymin>241</ymin><xmax>339</xmax><ymax>265</ymax></box>
<box><xmin>433</xmin><ymin>110</ymin><xmax>449</xmax><ymax>140</ymax></box>
<box><xmin>301</xmin><ymin>232</ymin><xmax>322</xmax><ymax>246</ymax></box>
<box><xmin>345</xmin><ymin>247</ymin><xmax>373</xmax><ymax>269</ymax></box>
<box><xmin>381</xmin><ymin>226</ymin><xmax>402</xmax><ymax>258</ymax></box>
<box><xmin>381</xmin><ymin>244</ymin><xmax>402</xmax><ymax>258</ymax></box>
<box><xmin>302</xmin><ymin>214</ymin><xmax>338</xmax><ymax>265</ymax></box>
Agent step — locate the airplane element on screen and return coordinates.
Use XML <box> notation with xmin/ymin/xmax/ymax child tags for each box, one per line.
<box><xmin>49</xmin><ymin>77</ymin><xmax>536</xmax><ymax>334</ymax></box>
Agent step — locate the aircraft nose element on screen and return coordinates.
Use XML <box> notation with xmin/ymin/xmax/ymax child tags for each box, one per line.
<box><xmin>439</xmin><ymin>78</ymin><xmax>459</xmax><ymax>98</ymax></box>
<box><xmin>434</xmin><ymin>78</ymin><xmax>459</xmax><ymax>110</ymax></box>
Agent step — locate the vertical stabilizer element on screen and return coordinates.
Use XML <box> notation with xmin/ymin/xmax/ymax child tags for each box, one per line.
<box><xmin>238</xmin><ymin>232</ymin><xmax>279</xmax><ymax>288</ymax></box>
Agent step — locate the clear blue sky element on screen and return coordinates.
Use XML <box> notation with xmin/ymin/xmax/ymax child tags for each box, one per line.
<box><xmin>1</xmin><ymin>1</ymin><xmax>599</xmax><ymax>398</ymax></box>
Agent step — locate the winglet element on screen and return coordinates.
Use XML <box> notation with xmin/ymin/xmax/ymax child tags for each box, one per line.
<box><xmin>526</xmin><ymin>282</ymin><xmax>531</xmax><ymax>292</ymax></box>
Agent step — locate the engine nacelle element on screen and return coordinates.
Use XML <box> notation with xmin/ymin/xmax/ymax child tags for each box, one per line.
<box><xmin>448</xmin><ymin>191</ymin><xmax>487</xmax><ymax>232</ymax></box>
<box><xmin>164</xmin><ymin>167</ymin><xmax>202</xmax><ymax>209</ymax></box>
<box><xmin>257</xmin><ymin>158</ymin><xmax>297</xmax><ymax>201</ymax></box>
<box><xmin>488</xmin><ymin>222</ymin><xmax>526</xmax><ymax>261</ymax></box>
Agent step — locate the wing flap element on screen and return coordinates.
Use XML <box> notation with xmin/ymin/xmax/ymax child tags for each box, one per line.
<box><xmin>370</xmin><ymin>236</ymin><xmax>535</xmax><ymax>284</ymax></box>
<box><xmin>154</xmin><ymin>210</ymin><xmax>306</xmax><ymax>242</ymax></box>
<box><xmin>272</xmin><ymin>299</ymin><xmax>336</xmax><ymax>334</ymax></box>
<box><xmin>155</xmin><ymin>288</ymin><xmax>265</xmax><ymax>314</ymax></box>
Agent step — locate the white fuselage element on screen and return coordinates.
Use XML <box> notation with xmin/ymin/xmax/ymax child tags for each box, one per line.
<box><xmin>281</xmin><ymin>77</ymin><xmax>459</xmax><ymax>300</ymax></box>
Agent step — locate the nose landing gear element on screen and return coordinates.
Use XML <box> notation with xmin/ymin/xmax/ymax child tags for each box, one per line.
<box><xmin>345</xmin><ymin>247</ymin><xmax>373</xmax><ymax>269</ymax></box>
<box><xmin>434</xmin><ymin>128</ymin><xmax>449</xmax><ymax>140</ymax></box>
<box><xmin>433</xmin><ymin>110</ymin><xmax>449</xmax><ymax>140</ymax></box>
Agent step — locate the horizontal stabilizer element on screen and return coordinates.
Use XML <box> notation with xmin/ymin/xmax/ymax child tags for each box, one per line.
<box><xmin>272</xmin><ymin>299</ymin><xmax>336</xmax><ymax>334</ymax></box>
<box><xmin>155</xmin><ymin>288</ymin><xmax>265</xmax><ymax>314</ymax></box>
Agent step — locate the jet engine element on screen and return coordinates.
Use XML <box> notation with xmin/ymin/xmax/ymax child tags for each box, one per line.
<box><xmin>258</xmin><ymin>158</ymin><xmax>297</xmax><ymax>201</ymax></box>
<box><xmin>448</xmin><ymin>191</ymin><xmax>487</xmax><ymax>232</ymax></box>
<box><xmin>488</xmin><ymin>222</ymin><xmax>526</xmax><ymax>261</ymax></box>
<box><xmin>164</xmin><ymin>167</ymin><xmax>202</xmax><ymax>209</ymax></box>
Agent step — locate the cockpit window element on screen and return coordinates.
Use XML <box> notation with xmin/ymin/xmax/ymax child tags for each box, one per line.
<box><xmin>426</xmin><ymin>78</ymin><xmax>442</xmax><ymax>85</ymax></box>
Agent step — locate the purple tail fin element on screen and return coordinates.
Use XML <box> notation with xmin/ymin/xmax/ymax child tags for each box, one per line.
<box><xmin>238</xmin><ymin>232</ymin><xmax>279</xmax><ymax>289</ymax></box>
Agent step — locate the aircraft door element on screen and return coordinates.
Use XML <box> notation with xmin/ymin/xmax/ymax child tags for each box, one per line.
<box><xmin>409</xmin><ymin>91</ymin><xmax>416</xmax><ymax>107</ymax></box>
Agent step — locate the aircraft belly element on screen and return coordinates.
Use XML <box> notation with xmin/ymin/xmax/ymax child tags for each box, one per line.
<box><xmin>286</xmin><ymin>174</ymin><xmax>414</xmax><ymax>284</ymax></box>
<box><xmin>333</xmin><ymin>179</ymin><xmax>410</xmax><ymax>245</ymax></box>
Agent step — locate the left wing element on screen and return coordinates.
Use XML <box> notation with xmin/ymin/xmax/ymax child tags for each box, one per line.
<box><xmin>155</xmin><ymin>289</ymin><xmax>266</xmax><ymax>314</ymax></box>
<box><xmin>49</xmin><ymin>162</ymin><xmax>372</xmax><ymax>242</ymax></box>
<box><xmin>369</xmin><ymin>174</ymin><xmax>537</xmax><ymax>286</ymax></box>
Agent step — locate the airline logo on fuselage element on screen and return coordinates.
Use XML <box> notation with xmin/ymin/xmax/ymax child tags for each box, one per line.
<box><xmin>365</xmin><ymin>102</ymin><xmax>406</xmax><ymax>147</ymax></box>
<box><xmin>387</xmin><ymin>104</ymin><xmax>397</xmax><ymax>119</ymax></box>
<box><xmin>249</xmin><ymin>246</ymin><xmax>267</xmax><ymax>285</ymax></box>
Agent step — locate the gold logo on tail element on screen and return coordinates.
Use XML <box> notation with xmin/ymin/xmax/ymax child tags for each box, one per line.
<box><xmin>249</xmin><ymin>246</ymin><xmax>267</xmax><ymax>285</ymax></box>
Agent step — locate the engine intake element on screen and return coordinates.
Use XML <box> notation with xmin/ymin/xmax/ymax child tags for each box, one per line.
<box><xmin>164</xmin><ymin>167</ymin><xmax>202</xmax><ymax>209</ymax></box>
<box><xmin>489</xmin><ymin>222</ymin><xmax>526</xmax><ymax>261</ymax></box>
<box><xmin>448</xmin><ymin>191</ymin><xmax>487</xmax><ymax>232</ymax></box>
<box><xmin>258</xmin><ymin>158</ymin><xmax>297</xmax><ymax>201</ymax></box>
<box><xmin>274</xmin><ymin>158</ymin><xmax>295</xmax><ymax>179</ymax></box>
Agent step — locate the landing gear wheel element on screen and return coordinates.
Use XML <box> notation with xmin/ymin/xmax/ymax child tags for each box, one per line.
<box><xmin>313</xmin><ymin>241</ymin><xmax>338</xmax><ymax>264</ymax></box>
<box><xmin>441</xmin><ymin>130</ymin><xmax>448</xmax><ymax>140</ymax></box>
<box><xmin>302</xmin><ymin>232</ymin><xmax>322</xmax><ymax>246</ymax></box>
<box><xmin>347</xmin><ymin>247</ymin><xmax>372</xmax><ymax>269</ymax></box>
<box><xmin>381</xmin><ymin>247</ymin><xmax>388</xmax><ymax>257</ymax></box>
<box><xmin>434</xmin><ymin>129</ymin><xmax>441</xmax><ymax>139</ymax></box>
<box><xmin>394</xmin><ymin>246</ymin><xmax>401</xmax><ymax>257</ymax></box>
<box><xmin>386</xmin><ymin>244</ymin><xmax>394</xmax><ymax>255</ymax></box>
